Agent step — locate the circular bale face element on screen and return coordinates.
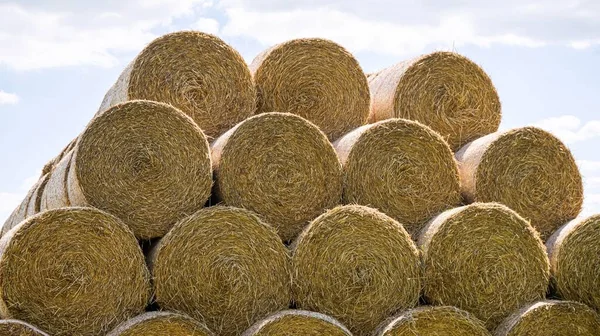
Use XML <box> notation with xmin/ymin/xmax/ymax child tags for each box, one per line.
<box><xmin>495</xmin><ymin>300</ymin><xmax>600</xmax><ymax>336</ymax></box>
<box><xmin>152</xmin><ymin>206</ymin><xmax>292</xmax><ymax>336</ymax></box>
<box><xmin>292</xmin><ymin>205</ymin><xmax>421</xmax><ymax>336</ymax></box>
<box><xmin>334</xmin><ymin>118</ymin><xmax>461</xmax><ymax>237</ymax></box>
<box><xmin>250</xmin><ymin>38</ymin><xmax>370</xmax><ymax>140</ymax></box>
<box><xmin>212</xmin><ymin>112</ymin><xmax>342</xmax><ymax>242</ymax></box>
<box><xmin>419</xmin><ymin>203</ymin><xmax>549</xmax><ymax>330</ymax></box>
<box><xmin>375</xmin><ymin>306</ymin><xmax>490</xmax><ymax>336</ymax></box>
<box><xmin>242</xmin><ymin>310</ymin><xmax>352</xmax><ymax>336</ymax></box>
<box><xmin>107</xmin><ymin>312</ymin><xmax>213</xmax><ymax>336</ymax></box>
<box><xmin>456</xmin><ymin>127</ymin><xmax>583</xmax><ymax>241</ymax></box>
<box><xmin>74</xmin><ymin>100</ymin><xmax>213</xmax><ymax>239</ymax></box>
<box><xmin>0</xmin><ymin>208</ymin><xmax>151</xmax><ymax>336</ymax></box>
<box><xmin>368</xmin><ymin>52</ymin><xmax>501</xmax><ymax>150</ymax></box>
<box><xmin>0</xmin><ymin>319</ymin><xmax>49</xmax><ymax>336</ymax></box>
<box><xmin>100</xmin><ymin>31</ymin><xmax>256</xmax><ymax>139</ymax></box>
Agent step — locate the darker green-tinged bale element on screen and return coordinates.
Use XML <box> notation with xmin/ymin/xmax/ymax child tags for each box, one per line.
<box><xmin>1</xmin><ymin>174</ymin><xmax>49</xmax><ymax>237</ymax></box>
<box><xmin>242</xmin><ymin>310</ymin><xmax>352</xmax><ymax>336</ymax></box>
<box><xmin>106</xmin><ymin>312</ymin><xmax>213</xmax><ymax>336</ymax></box>
<box><xmin>293</xmin><ymin>205</ymin><xmax>421</xmax><ymax>336</ymax></box>
<box><xmin>0</xmin><ymin>319</ymin><xmax>49</xmax><ymax>336</ymax></box>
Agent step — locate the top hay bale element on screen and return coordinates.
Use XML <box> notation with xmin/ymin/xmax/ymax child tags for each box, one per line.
<box><xmin>242</xmin><ymin>310</ymin><xmax>352</xmax><ymax>336</ymax></box>
<box><xmin>456</xmin><ymin>126</ymin><xmax>583</xmax><ymax>240</ymax></box>
<box><xmin>99</xmin><ymin>30</ymin><xmax>256</xmax><ymax>139</ymax></box>
<box><xmin>250</xmin><ymin>38</ymin><xmax>370</xmax><ymax>140</ymax></box>
<box><xmin>0</xmin><ymin>319</ymin><xmax>49</xmax><ymax>336</ymax></box>
<box><xmin>368</xmin><ymin>51</ymin><xmax>501</xmax><ymax>150</ymax></box>
<box><xmin>107</xmin><ymin>312</ymin><xmax>214</xmax><ymax>336</ymax></box>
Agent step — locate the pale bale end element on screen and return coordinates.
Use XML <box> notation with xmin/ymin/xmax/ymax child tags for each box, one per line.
<box><xmin>106</xmin><ymin>311</ymin><xmax>214</xmax><ymax>336</ymax></box>
<box><xmin>0</xmin><ymin>319</ymin><xmax>49</xmax><ymax>336</ymax></box>
<box><xmin>242</xmin><ymin>310</ymin><xmax>352</xmax><ymax>336</ymax></box>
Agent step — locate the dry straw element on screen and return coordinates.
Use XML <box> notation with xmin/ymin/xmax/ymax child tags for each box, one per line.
<box><xmin>374</xmin><ymin>306</ymin><xmax>491</xmax><ymax>336</ymax></box>
<box><xmin>242</xmin><ymin>310</ymin><xmax>352</xmax><ymax>336</ymax></box>
<box><xmin>0</xmin><ymin>207</ymin><xmax>151</xmax><ymax>336</ymax></box>
<box><xmin>151</xmin><ymin>206</ymin><xmax>292</xmax><ymax>336</ymax></box>
<box><xmin>40</xmin><ymin>138</ymin><xmax>77</xmax><ymax>177</ymax></box>
<box><xmin>419</xmin><ymin>203</ymin><xmax>549</xmax><ymax>329</ymax></box>
<box><xmin>106</xmin><ymin>312</ymin><xmax>214</xmax><ymax>336</ymax></box>
<box><xmin>495</xmin><ymin>300</ymin><xmax>600</xmax><ymax>336</ymax></box>
<box><xmin>99</xmin><ymin>31</ymin><xmax>255</xmax><ymax>139</ymax></box>
<box><xmin>250</xmin><ymin>38</ymin><xmax>370</xmax><ymax>140</ymax></box>
<box><xmin>40</xmin><ymin>100</ymin><xmax>213</xmax><ymax>239</ymax></box>
<box><xmin>212</xmin><ymin>112</ymin><xmax>342</xmax><ymax>242</ymax></box>
<box><xmin>334</xmin><ymin>118</ymin><xmax>461</xmax><ymax>237</ymax></box>
<box><xmin>1</xmin><ymin>174</ymin><xmax>49</xmax><ymax>237</ymax></box>
<box><xmin>0</xmin><ymin>319</ymin><xmax>49</xmax><ymax>336</ymax></box>
<box><xmin>368</xmin><ymin>51</ymin><xmax>501</xmax><ymax>150</ymax></box>
<box><xmin>456</xmin><ymin>126</ymin><xmax>583</xmax><ymax>240</ymax></box>
<box><xmin>292</xmin><ymin>205</ymin><xmax>421</xmax><ymax>336</ymax></box>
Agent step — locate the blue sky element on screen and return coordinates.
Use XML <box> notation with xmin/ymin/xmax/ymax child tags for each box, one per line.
<box><xmin>1</xmin><ymin>0</ymin><xmax>600</xmax><ymax>223</ymax></box>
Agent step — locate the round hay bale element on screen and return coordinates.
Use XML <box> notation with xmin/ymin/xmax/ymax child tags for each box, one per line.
<box><xmin>456</xmin><ymin>126</ymin><xmax>583</xmax><ymax>240</ymax></box>
<box><xmin>151</xmin><ymin>206</ymin><xmax>291</xmax><ymax>336</ymax></box>
<box><xmin>1</xmin><ymin>174</ymin><xmax>49</xmax><ymax>237</ymax></box>
<box><xmin>334</xmin><ymin>118</ymin><xmax>461</xmax><ymax>237</ymax></box>
<box><xmin>374</xmin><ymin>306</ymin><xmax>490</xmax><ymax>336</ymax></box>
<box><xmin>0</xmin><ymin>207</ymin><xmax>151</xmax><ymax>336</ymax></box>
<box><xmin>250</xmin><ymin>38</ymin><xmax>370</xmax><ymax>140</ymax></box>
<box><xmin>212</xmin><ymin>112</ymin><xmax>342</xmax><ymax>242</ymax></box>
<box><xmin>41</xmin><ymin>100</ymin><xmax>213</xmax><ymax>239</ymax></box>
<box><xmin>99</xmin><ymin>31</ymin><xmax>255</xmax><ymax>139</ymax></box>
<box><xmin>495</xmin><ymin>300</ymin><xmax>600</xmax><ymax>336</ymax></box>
<box><xmin>368</xmin><ymin>51</ymin><xmax>501</xmax><ymax>150</ymax></box>
<box><xmin>242</xmin><ymin>310</ymin><xmax>352</xmax><ymax>336</ymax></box>
<box><xmin>41</xmin><ymin>138</ymin><xmax>77</xmax><ymax>177</ymax></box>
<box><xmin>292</xmin><ymin>204</ymin><xmax>421</xmax><ymax>336</ymax></box>
<box><xmin>419</xmin><ymin>203</ymin><xmax>549</xmax><ymax>329</ymax></box>
<box><xmin>25</xmin><ymin>173</ymin><xmax>50</xmax><ymax>216</ymax></box>
<box><xmin>107</xmin><ymin>312</ymin><xmax>214</xmax><ymax>336</ymax></box>
<box><xmin>0</xmin><ymin>319</ymin><xmax>49</xmax><ymax>336</ymax></box>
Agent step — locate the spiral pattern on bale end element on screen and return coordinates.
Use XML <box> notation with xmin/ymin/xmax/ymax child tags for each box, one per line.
<box><xmin>242</xmin><ymin>310</ymin><xmax>352</xmax><ymax>336</ymax></box>
<box><xmin>292</xmin><ymin>205</ymin><xmax>421</xmax><ymax>336</ymax></box>
<box><xmin>368</xmin><ymin>51</ymin><xmax>501</xmax><ymax>150</ymax></box>
<box><xmin>419</xmin><ymin>203</ymin><xmax>549</xmax><ymax>330</ymax></box>
<box><xmin>151</xmin><ymin>206</ymin><xmax>292</xmax><ymax>336</ymax></box>
<box><xmin>106</xmin><ymin>312</ymin><xmax>214</xmax><ymax>336</ymax></box>
<box><xmin>334</xmin><ymin>118</ymin><xmax>461</xmax><ymax>237</ymax></box>
<box><xmin>456</xmin><ymin>127</ymin><xmax>583</xmax><ymax>241</ymax></box>
<box><xmin>0</xmin><ymin>319</ymin><xmax>49</xmax><ymax>336</ymax></box>
<box><xmin>250</xmin><ymin>38</ymin><xmax>370</xmax><ymax>140</ymax></box>
<box><xmin>0</xmin><ymin>207</ymin><xmax>151</xmax><ymax>336</ymax></box>
<box><xmin>212</xmin><ymin>112</ymin><xmax>342</xmax><ymax>242</ymax></box>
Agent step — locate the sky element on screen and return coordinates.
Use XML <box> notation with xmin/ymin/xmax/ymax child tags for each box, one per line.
<box><xmin>1</xmin><ymin>0</ymin><xmax>599</xmax><ymax>223</ymax></box>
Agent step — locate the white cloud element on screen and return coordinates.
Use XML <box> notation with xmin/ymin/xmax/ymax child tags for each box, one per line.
<box><xmin>0</xmin><ymin>90</ymin><xmax>19</xmax><ymax>105</ymax></box>
<box><xmin>533</xmin><ymin>115</ymin><xmax>600</xmax><ymax>144</ymax></box>
<box><xmin>194</xmin><ymin>18</ymin><xmax>220</xmax><ymax>35</ymax></box>
<box><xmin>579</xmin><ymin>160</ymin><xmax>600</xmax><ymax>173</ymax></box>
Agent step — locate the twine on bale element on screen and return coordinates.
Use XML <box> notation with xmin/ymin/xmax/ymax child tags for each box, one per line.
<box><xmin>242</xmin><ymin>310</ymin><xmax>352</xmax><ymax>336</ymax></box>
<box><xmin>0</xmin><ymin>319</ymin><xmax>49</xmax><ymax>336</ymax></box>
<box><xmin>334</xmin><ymin>118</ymin><xmax>461</xmax><ymax>237</ymax></box>
<box><xmin>151</xmin><ymin>206</ymin><xmax>292</xmax><ymax>336</ymax></box>
<box><xmin>419</xmin><ymin>203</ymin><xmax>549</xmax><ymax>330</ymax></box>
<box><xmin>212</xmin><ymin>112</ymin><xmax>342</xmax><ymax>242</ymax></box>
<box><xmin>106</xmin><ymin>312</ymin><xmax>214</xmax><ymax>336</ymax></box>
<box><xmin>250</xmin><ymin>38</ymin><xmax>370</xmax><ymax>140</ymax></box>
<box><xmin>0</xmin><ymin>207</ymin><xmax>151</xmax><ymax>336</ymax></box>
<box><xmin>456</xmin><ymin>126</ymin><xmax>583</xmax><ymax>240</ymax></box>
<box><xmin>292</xmin><ymin>205</ymin><xmax>421</xmax><ymax>336</ymax></box>
<box><xmin>368</xmin><ymin>51</ymin><xmax>501</xmax><ymax>150</ymax></box>
<box><xmin>1</xmin><ymin>174</ymin><xmax>49</xmax><ymax>237</ymax></box>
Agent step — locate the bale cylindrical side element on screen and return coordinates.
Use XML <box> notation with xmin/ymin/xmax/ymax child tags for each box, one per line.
<box><xmin>40</xmin><ymin>138</ymin><xmax>77</xmax><ymax>177</ymax></box>
<box><xmin>250</xmin><ymin>38</ymin><xmax>370</xmax><ymax>140</ymax></box>
<box><xmin>151</xmin><ymin>206</ymin><xmax>292</xmax><ymax>336</ymax></box>
<box><xmin>292</xmin><ymin>205</ymin><xmax>421</xmax><ymax>336</ymax></box>
<box><xmin>456</xmin><ymin>127</ymin><xmax>583</xmax><ymax>240</ymax></box>
<box><xmin>0</xmin><ymin>319</ymin><xmax>49</xmax><ymax>336</ymax></box>
<box><xmin>99</xmin><ymin>31</ymin><xmax>256</xmax><ymax>139</ymax></box>
<box><xmin>1</xmin><ymin>174</ymin><xmax>49</xmax><ymax>237</ymax></box>
<box><xmin>419</xmin><ymin>203</ymin><xmax>549</xmax><ymax>329</ymax></box>
<box><xmin>26</xmin><ymin>173</ymin><xmax>50</xmax><ymax>217</ymax></box>
<box><xmin>334</xmin><ymin>118</ymin><xmax>461</xmax><ymax>237</ymax></box>
<box><xmin>212</xmin><ymin>112</ymin><xmax>342</xmax><ymax>242</ymax></box>
<box><xmin>40</xmin><ymin>151</ymin><xmax>73</xmax><ymax>211</ymax></box>
<box><xmin>0</xmin><ymin>207</ymin><xmax>151</xmax><ymax>336</ymax></box>
<box><xmin>106</xmin><ymin>311</ymin><xmax>214</xmax><ymax>336</ymax></box>
<box><xmin>241</xmin><ymin>310</ymin><xmax>352</xmax><ymax>336</ymax></box>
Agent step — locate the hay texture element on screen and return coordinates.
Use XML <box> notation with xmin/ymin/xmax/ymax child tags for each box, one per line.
<box><xmin>107</xmin><ymin>312</ymin><xmax>214</xmax><ymax>336</ymax></box>
<box><xmin>151</xmin><ymin>206</ymin><xmax>291</xmax><ymax>336</ymax></box>
<box><xmin>212</xmin><ymin>112</ymin><xmax>342</xmax><ymax>242</ymax></box>
<box><xmin>495</xmin><ymin>300</ymin><xmax>600</xmax><ymax>336</ymax></box>
<box><xmin>1</xmin><ymin>174</ymin><xmax>49</xmax><ymax>237</ymax></box>
<box><xmin>0</xmin><ymin>319</ymin><xmax>49</xmax><ymax>336</ymax></box>
<box><xmin>40</xmin><ymin>100</ymin><xmax>213</xmax><ymax>239</ymax></box>
<box><xmin>375</xmin><ymin>306</ymin><xmax>490</xmax><ymax>336</ymax></box>
<box><xmin>99</xmin><ymin>31</ymin><xmax>255</xmax><ymax>139</ymax></box>
<box><xmin>456</xmin><ymin>126</ymin><xmax>583</xmax><ymax>240</ymax></box>
<box><xmin>334</xmin><ymin>118</ymin><xmax>460</xmax><ymax>237</ymax></box>
<box><xmin>0</xmin><ymin>207</ymin><xmax>151</xmax><ymax>336</ymax></box>
<box><xmin>419</xmin><ymin>203</ymin><xmax>549</xmax><ymax>329</ymax></box>
<box><xmin>40</xmin><ymin>138</ymin><xmax>76</xmax><ymax>177</ymax></box>
<box><xmin>292</xmin><ymin>205</ymin><xmax>421</xmax><ymax>336</ymax></box>
<box><xmin>242</xmin><ymin>310</ymin><xmax>352</xmax><ymax>336</ymax></box>
<box><xmin>250</xmin><ymin>38</ymin><xmax>370</xmax><ymax>140</ymax></box>
<box><xmin>546</xmin><ymin>214</ymin><xmax>600</xmax><ymax>311</ymax></box>
<box><xmin>368</xmin><ymin>51</ymin><xmax>501</xmax><ymax>150</ymax></box>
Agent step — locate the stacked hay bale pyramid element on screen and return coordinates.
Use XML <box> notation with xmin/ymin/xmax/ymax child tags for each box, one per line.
<box><xmin>1</xmin><ymin>29</ymin><xmax>596</xmax><ymax>336</ymax></box>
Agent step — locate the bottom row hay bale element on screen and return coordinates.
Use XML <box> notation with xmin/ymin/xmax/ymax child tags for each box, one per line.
<box><xmin>292</xmin><ymin>205</ymin><xmax>421</xmax><ymax>336</ymax></box>
<box><xmin>107</xmin><ymin>312</ymin><xmax>213</xmax><ymax>336</ymax></box>
<box><xmin>242</xmin><ymin>310</ymin><xmax>352</xmax><ymax>336</ymax></box>
<box><xmin>151</xmin><ymin>206</ymin><xmax>291</xmax><ymax>336</ymax></box>
<box><xmin>0</xmin><ymin>207</ymin><xmax>151</xmax><ymax>336</ymax></box>
<box><xmin>0</xmin><ymin>319</ymin><xmax>48</xmax><ymax>336</ymax></box>
<box><xmin>419</xmin><ymin>203</ymin><xmax>550</xmax><ymax>329</ymax></box>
